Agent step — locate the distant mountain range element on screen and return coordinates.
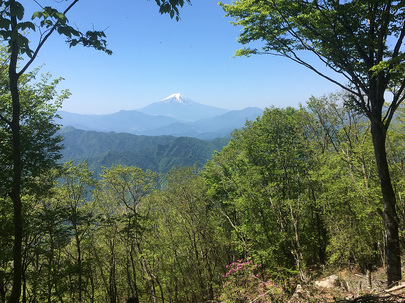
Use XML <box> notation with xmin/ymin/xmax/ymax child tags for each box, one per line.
<box><xmin>58</xmin><ymin>94</ymin><xmax>263</xmax><ymax>139</ymax></box>
<box><xmin>59</xmin><ymin>127</ymin><xmax>230</xmax><ymax>175</ymax></box>
<box><xmin>137</xmin><ymin>93</ymin><xmax>230</xmax><ymax>121</ymax></box>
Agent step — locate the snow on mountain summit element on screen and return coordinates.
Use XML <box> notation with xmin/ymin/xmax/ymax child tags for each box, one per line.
<box><xmin>161</xmin><ymin>93</ymin><xmax>195</xmax><ymax>105</ymax></box>
<box><xmin>163</xmin><ymin>93</ymin><xmax>182</xmax><ymax>101</ymax></box>
<box><xmin>137</xmin><ymin>94</ymin><xmax>229</xmax><ymax>122</ymax></box>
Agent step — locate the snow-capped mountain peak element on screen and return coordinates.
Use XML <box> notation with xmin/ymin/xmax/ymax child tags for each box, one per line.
<box><xmin>163</xmin><ymin>93</ymin><xmax>182</xmax><ymax>100</ymax></box>
<box><xmin>161</xmin><ymin>93</ymin><xmax>194</xmax><ymax>104</ymax></box>
<box><xmin>137</xmin><ymin>94</ymin><xmax>230</xmax><ymax>121</ymax></box>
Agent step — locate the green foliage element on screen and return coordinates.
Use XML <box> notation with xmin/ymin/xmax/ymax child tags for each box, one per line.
<box><xmin>60</xmin><ymin>127</ymin><xmax>230</xmax><ymax>175</ymax></box>
<box><xmin>205</xmin><ymin>107</ymin><xmax>322</xmax><ymax>274</ymax></box>
<box><xmin>220</xmin><ymin>0</ymin><xmax>405</xmax><ymax>101</ymax></box>
<box><xmin>0</xmin><ymin>66</ymin><xmax>68</xmax><ymax>197</ymax></box>
<box><xmin>94</xmin><ymin>165</ymin><xmax>160</xmax><ymax>302</ymax></box>
<box><xmin>203</xmin><ymin>94</ymin><xmax>403</xmax><ymax>283</ymax></box>
<box><xmin>219</xmin><ymin>259</ymin><xmax>283</xmax><ymax>303</ymax></box>
<box><xmin>0</xmin><ymin>0</ymin><xmax>192</xmax><ymax>301</ymax></box>
<box><xmin>221</xmin><ymin>3</ymin><xmax>405</xmax><ymax>284</ymax></box>
<box><xmin>8</xmin><ymin>94</ymin><xmax>405</xmax><ymax>302</ymax></box>
<box><xmin>306</xmin><ymin>95</ymin><xmax>383</xmax><ymax>270</ymax></box>
<box><xmin>98</xmin><ymin>164</ymin><xmax>157</xmax><ymax>210</ymax></box>
<box><xmin>141</xmin><ymin>166</ymin><xmax>230</xmax><ymax>302</ymax></box>
<box><xmin>387</xmin><ymin>103</ymin><xmax>405</xmax><ymax>248</ymax></box>
<box><xmin>154</xmin><ymin>0</ymin><xmax>191</xmax><ymax>20</ymax></box>
<box><xmin>53</xmin><ymin>160</ymin><xmax>98</xmax><ymax>302</ymax></box>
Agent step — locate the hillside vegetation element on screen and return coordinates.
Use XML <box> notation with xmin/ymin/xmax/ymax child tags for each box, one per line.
<box><xmin>59</xmin><ymin>126</ymin><xmax>230</xmax><ymax>175</ymax></box>
<box><xmin>2</xmin><ymin>95</ymin><xmax>405</xmax><ymax>302</ymax></box>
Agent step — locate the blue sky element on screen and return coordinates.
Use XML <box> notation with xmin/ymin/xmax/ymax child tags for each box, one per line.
<box><xmin>24</xmin><ymin>0</ymin><xmax>342</xmax><ymax>114</ymax></box>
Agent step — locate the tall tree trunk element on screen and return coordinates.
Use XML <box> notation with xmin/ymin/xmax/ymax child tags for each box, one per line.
<box><xmin>8</xmin><ymin>10</ymin><xmax>22</xmax><ymax>302</ymax></box>
<box><xmin>129</xmin><ymin>242</ymin><xmax>140</xmax><ymax>301</ymax></box>
<box><xmin>371</xmin><ymin>120</ymin><xmax>402</xmax><ymax>286</ymax></box>
<box><xmin>75</xmin><ymin>229</ymin><xmax>83</xmax><ymax>303</ymax></box>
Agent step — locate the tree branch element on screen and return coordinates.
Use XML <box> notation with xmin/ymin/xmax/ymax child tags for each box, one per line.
<box><xmin>18</xmin><ymin>0</ymin><xmax>80</xmax><ymax>77</ymax></box>
<box><xmin>0</xmin><ymin>113</ymin><xmax>11</xmax><ymax>126</ymax></box>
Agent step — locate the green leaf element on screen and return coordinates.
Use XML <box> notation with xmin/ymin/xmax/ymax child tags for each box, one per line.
<box><xmin>16</xmin><ymin>21</ymin><xmax>35</xmax><ymax>32</ymax></box>
<box><xmin>57</xmin><ymin>25</ymin><xmax>72</xmax><ymax>38</ymax></box>
<box><xmin>31</xmin><ymin>11</ymin><xmax>43</xmax><ymax>20</ymax></box>
<box><xmin>40</xmin><ymin>19</ymin><xmax>53</xmax><ymax>28</ymax></box>
<box><xmin>0</xmin><ymin>19</ymin><xmax>11</xmax><ymax>30</ymax></box>
<box><xmin>54</xmin><ymin>12</ymin><xmax>67</xmax><ymax>25</ymax></box>
<box><xmin>10</xmin><ymin>1</ymin><xmax>24</xmax><ymax>20</ymax></box>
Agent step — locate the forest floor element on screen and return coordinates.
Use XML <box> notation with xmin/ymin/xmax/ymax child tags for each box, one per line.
<box><xmin>289</xmin><ymin>266</ymin><xmax>405</xmax><ymax>302</ymax></box>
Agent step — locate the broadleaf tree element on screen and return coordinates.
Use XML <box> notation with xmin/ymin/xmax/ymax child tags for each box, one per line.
<box><xmin>0</xmin><ymin>66</ymin><xmax>70</xmax><ymax>302</ymax></box>
<box><xmin>0</xmin><ymin>1</ymin><xmax>190</xmax><ymax>302</ymax></box>
<box><xmin>221</xmin><ymin>0</ymin><xmax>405</xmax><ymax>285</ymax></box>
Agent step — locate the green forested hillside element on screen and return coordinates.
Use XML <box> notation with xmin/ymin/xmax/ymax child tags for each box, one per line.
<box><xmin>59</xmin><ymin>126</ymin><xmax>230</xmax><ymax>174</ymax></box>
<box><xmin>3</xmin><ymin>96</ymin><xmax>405</xmax><ymax>303</ymax></box>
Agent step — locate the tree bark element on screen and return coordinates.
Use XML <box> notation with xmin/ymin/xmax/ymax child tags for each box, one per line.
<box><xmin>370</xmin><ymin>120</ymin><xmax>402</xmax><ymax>286</ymax></box>
<box><xmin>8</xmin><ymin>8</ymin><xmax>23</xmax><ymax>301</ymax></box>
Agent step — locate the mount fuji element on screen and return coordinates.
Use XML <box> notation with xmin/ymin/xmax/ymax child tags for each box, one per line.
<box><xmin>137</xmin><ymin>93</ymin><xmax>229</xmax><ymax>121</ymax></box>
<box><xmin>58</xmin><ymin>94</ymin><xmax>263</xmax><ymax>139</ymax></box>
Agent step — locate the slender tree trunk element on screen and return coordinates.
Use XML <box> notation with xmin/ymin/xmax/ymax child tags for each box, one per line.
<box><xmin>75</xmin><ymin>230</ymin><xmax>83</xmax><ymax>303</ymax></box>
<box><xmin>370</xmin><ymin>120</ymin><xmax>402</xmax><ymax>286</ymax></box>
<box><xmin>21</xmin><ymin>268</ymin><xmax>26</xmax><ymax>303</ymax></box>
<box><xmin>8</xmin><ymin>9</ymin><xmax>23</xmax><ymax>302</ymax></box>
<box><xmin>109</xmin><ymin>238</ymin><xmax>117</xmax><ymax>303</ymax></box>
<box><xmin>129</xmin><ymin>242</ymin><xmax>139</xmax><ymax>300</ymax></box>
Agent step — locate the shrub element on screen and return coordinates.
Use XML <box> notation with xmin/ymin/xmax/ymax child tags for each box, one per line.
<box><xmin>218</xmin><ymin>258</ymin><xmax>284</xmax><ymax>302</ymax></box>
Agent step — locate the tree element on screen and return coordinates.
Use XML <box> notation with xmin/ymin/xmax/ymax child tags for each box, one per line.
<box><xmin>221</xmin><ymin>0</ymin><xmax>405</xmax><ymax>285</ymax></box>
<box><xmin>307</xmin><ymin>95</ymin><xmax>384</xmax><ymax>273</ymax></box>
<box><xmin>0</xmin><ymin>68</ymin><xmax>68</xmax><ymax>197</ymax></box>
<box><xmin>205</xmin><ymin>107</ymin><xmax>325</xmax><ymax>282</ymax></box>
<box><xmin>0</xmin><ymin>1</ymin><xmax>190</xmax><ymax>302</ymax></box>
<box><xmin>97</xmin><ymin>165</ymin><xmax>158</xmax><ymax>302</ymax></box>
<box><xmin>54</xmin><ymin>161</ymin><xmax>97</xmax><ymax>303</ymax></box>
<box><xmin>150</xmin><ymin>166</ymin><xmax>225</xmax><ymax>302</ymax></box>
<box><xmin>0</xmin><ymin>64</ymin><xmax>70</xmax><ymax>302</ymax></box>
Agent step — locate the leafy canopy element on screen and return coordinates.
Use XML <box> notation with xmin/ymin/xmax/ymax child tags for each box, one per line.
<box><xmin>0</xmin><ymin>66</ymin><xmax>69</xmax><ymax>197</ymax></box>
<box><xmin>221</xmin><ymin>0</ymin><xmax>405</xmax><ymax>125</ymax></box>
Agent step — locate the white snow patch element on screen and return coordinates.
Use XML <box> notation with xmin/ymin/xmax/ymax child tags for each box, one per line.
<box><xmin>161</xmin><ymin>93</ymin><xmax>194</xmax><ymax>104</ymax></box>
<box><xmin>163</xmin><ymin>93</ymin><xmax>182</xmax><ymax>101</ymax></box>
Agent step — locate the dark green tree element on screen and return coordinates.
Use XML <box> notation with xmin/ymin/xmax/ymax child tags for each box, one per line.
<box><xmin>221</xmin><ymin>0</ymin><xmax>405</xmax><ymax>285</ymax></box>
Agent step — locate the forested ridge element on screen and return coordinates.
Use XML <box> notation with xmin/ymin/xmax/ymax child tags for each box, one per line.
<box><xmin>58</xmin><ymin>127</ymin><xmax>230</xmax><ymax>175</ymax></box>
<box><xmin>2</xmin><ymin>94</ymin><xmax>405</xmax><ymax>302</ymax></box>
